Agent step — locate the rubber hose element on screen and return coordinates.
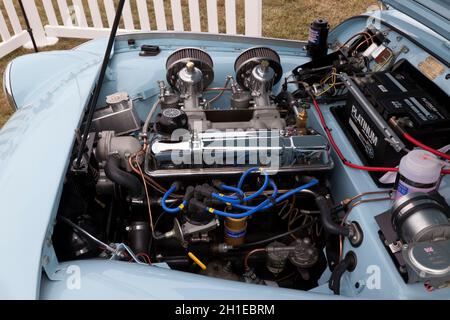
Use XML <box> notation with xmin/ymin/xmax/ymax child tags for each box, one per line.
<box><xmin>105</xmin><ymin>154</ymin><xmax>142</xmax><ymax>197</ymax></box>
<box><xmin>315</xmin><ymin>196</ymin><xmax>352</xmax><ymax>238</ymax></box>
<box><xmin>329</xmin><ymin>252</ymin><xmax>356</xmax><ymax>295</ymax></box>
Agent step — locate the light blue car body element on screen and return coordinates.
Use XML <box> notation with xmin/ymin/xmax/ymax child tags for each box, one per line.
<box><xmin>0</xmin><ymin>6</ymin><xmax>449</xmax><ymax>299</ymax></box>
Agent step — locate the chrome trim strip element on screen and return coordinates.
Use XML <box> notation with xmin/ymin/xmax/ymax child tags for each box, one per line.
<box><xmin>145</xmin><ymin>165</ymin><xmax>333</xmax><ymax>178</ymax></box>
<box><xmin>3</xmin><ymin>61</ymin><xmax>17</xmax><ymax>111</ymax></box>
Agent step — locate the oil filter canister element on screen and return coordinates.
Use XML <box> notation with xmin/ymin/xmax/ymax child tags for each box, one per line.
<box><xmin>306</xmin><ymin>19</ymin><xmax>330</xmax><ymax>60</ymax></box>
<box><xmin>395</xmin><ymin>150</ymin><xmax>442</xmax><ymax>199</ymax></box>
<box><xmin>224</xmin><ymin>217</ymin><xmax>247</xmax><ymax>246</ymax></box>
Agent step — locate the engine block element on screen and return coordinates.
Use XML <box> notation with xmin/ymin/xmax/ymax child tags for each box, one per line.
<box><xmin>144</xmin><ymin>47</ymin><xmax>333</xmax><ymax>177</ymax></box>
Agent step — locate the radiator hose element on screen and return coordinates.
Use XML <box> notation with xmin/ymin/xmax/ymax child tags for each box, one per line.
<box><xmin>315</xmin><ymin>195</ymin><xmax>354</xmax><ymax>238</ymax></box>
<box><xmin>105</xmin><ymin>154</ymin><xmax>142</xmax><ymax>197</ymax></box>
<box><xmin>329</xmin><ymin>251</ymin><xmax>357</xmax><ymax>295</ymax></box>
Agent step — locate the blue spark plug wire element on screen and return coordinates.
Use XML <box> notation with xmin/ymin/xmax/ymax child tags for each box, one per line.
<box><xmin>220</xmin><ymin>184</ymin><xmax>245</xmax><ymax>197</ymax></box>
<box><xmin>212</xmin><ymin>167</ymin><xmax>269</xmax><ymax>204</ymax></box>
<box><xmin>206</xmin><ymin>179</ymin><xmax>319</xmax><ymax>218</ymax></box>
<box><xmin>231</xmin><ymin>179</ymin><xmax>278</xmax><ymax>211</ymax></box>
<box><xmin>162</xmin><ymin>183</ymin><xmax>187</xmax><ymax>214</ymax></box>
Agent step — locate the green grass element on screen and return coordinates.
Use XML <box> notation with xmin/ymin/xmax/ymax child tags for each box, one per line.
<box><xmin>0</xmin><ymin>0</ymin><xmax>374</xmax><ymax>127</ymax></box>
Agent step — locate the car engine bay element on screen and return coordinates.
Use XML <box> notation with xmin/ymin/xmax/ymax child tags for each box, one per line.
<box><xmin>51</xmin><ymin>21</ymin><xmax>450</xmax><ymax>296</ymax></box>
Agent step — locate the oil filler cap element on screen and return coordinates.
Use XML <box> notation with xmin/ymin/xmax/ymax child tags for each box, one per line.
<box><xmin>155</xmin><ymin>108</ymin><xmax>188</xmax><ymax>135</ymax></box>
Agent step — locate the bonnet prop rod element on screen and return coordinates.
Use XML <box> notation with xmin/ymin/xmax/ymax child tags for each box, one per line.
<box><xmin>74</xmin><ymin>0</ymin><xmax>126</xmax><ymax>170</ymax></box>
<box><xmin>18</xmin><ymin>0</ymin><xmax>38</xmax><ymax>52</ymax></box>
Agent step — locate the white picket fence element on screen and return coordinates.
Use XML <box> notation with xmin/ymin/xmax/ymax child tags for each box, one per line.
<box><xmin>0</xmin><ymin>0</ymin><xmax>263</xmax><ymax>59</ymax></box>
<box><xmin>0</xmin><ymin>0</ymin><xmax>30</xmax><ymax>58</ymax></box>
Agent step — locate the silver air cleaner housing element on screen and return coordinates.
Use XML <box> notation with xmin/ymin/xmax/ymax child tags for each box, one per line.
<box><xmin>234</xmin><ymin>47</ymin><xmax>282</xmax><ymax>109</ymax></box>
<box><xmin>234</xmin><ymin>47</ymin><xmax>282</xmax><ymax>89</ymax></box>
<box><xmin>166</xmin><ymin>47</ymin><xmax>214</xmax><ymax>90</ymax></box>
<box><xmin>391</xmin><ymin>192</ymin><xmax>450</xmax><ymax>288</ymax></box>
<box><xmin>391</xmin><ymin>192</ymin><xmax>450</xmax><ymax>243</ymax></box>
<box><xmin>165</xmin><ymin>48</ymin><xmax>214</xmax><ymax>110</ymax></box>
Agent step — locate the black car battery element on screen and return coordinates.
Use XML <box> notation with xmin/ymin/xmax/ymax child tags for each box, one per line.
<box><xmin>334</xmin><ymin>59</ymin><xmax>450</xmax><ymax>184</ymax></box>
<box><xmin>363</xmin><ymin>69</ymin><xmax>450</xmax><ymax>130</ymax></box>
<box><xmin>364</xmin><ymin>71</ymin><xmax>419</xmax><ymax>97</ymax></box>
<box><xmin>376</xmin><ymin>95</ymin><xmax>450</xmax><ymax>130</ymax></box>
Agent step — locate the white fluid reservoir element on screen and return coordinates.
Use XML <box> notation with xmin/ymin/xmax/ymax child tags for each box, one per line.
<box><xmin>395</xmin><ymin>150</ymin><xmax>442</xmax><ymax>199</ymax></box>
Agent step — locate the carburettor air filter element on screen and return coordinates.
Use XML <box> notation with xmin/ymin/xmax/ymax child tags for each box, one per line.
<box><xmin>234</xmin><ymin>47</ymin><xmax>282</xmax><ymax>89</ymax></box>
<box><xmin>166</xmin><ymin>47</ymin><xmax>214</xmax><ymax>90</ymax></box>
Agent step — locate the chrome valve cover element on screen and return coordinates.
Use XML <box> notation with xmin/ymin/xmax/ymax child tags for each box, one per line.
<box><xmin>146</xmin><ymin>130</ymin><xmax>333</xmax><ymax>178</ymax></box>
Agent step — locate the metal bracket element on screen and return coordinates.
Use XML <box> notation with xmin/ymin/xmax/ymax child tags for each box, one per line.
<box><xmin>110</xmin><ymin>243</ymin><xmax>147</xmax><ymax>265</ymax></box>
<box><xmin>41</xmin><ymin>237</ymin><xmax>65</xmax><ymax>281</ymax></box>
<box><xmin>339</xmin><ymin>73</ymin><xmax>406</xmax><ymax>153</ymax></box>
<box><xmin>182</xmin><ymin>218</ymin><xmax>220</xmax><ymax>237</ymax></box>
<box><xmin>388</xmin><ymin>240</ymin><xmax>403</xmax><ymax>254</ymax></box>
